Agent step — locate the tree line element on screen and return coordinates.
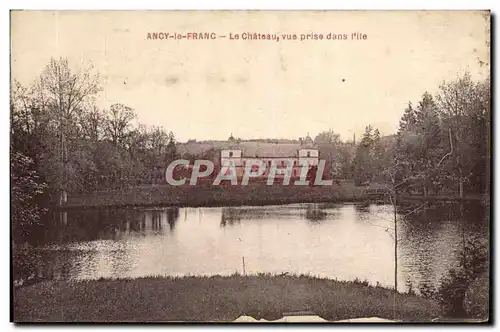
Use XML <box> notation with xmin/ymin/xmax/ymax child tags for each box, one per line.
<box><xmin>315</xmin><ymin>72</ymin><xmax>490</xmax><ymax>199</ymax></box>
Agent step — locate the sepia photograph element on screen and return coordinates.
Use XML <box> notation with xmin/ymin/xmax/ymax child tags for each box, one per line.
<box><xmin>10</xmin><ymin>10</ymin><xmax>491</xmax><ymax>323</ymax></box>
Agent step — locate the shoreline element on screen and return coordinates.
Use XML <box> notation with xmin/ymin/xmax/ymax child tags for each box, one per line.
<box><xmin>58</xmin><ymin>184</ymin><xmax>487</xmax><ymax>210</ymax></box>
<box><xmin>13</xmin><ymin>274</ymin><xmax>440</xmax><ymax>322</ymax></box>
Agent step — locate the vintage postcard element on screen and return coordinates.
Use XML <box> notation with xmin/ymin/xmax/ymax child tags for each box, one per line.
<box><xmin>11</xmin><ymin>10</ymin><xmax>490</xmax><ymax>323</ymax></box>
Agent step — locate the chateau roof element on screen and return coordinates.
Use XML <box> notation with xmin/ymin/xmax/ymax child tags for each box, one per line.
<box><xmin>178</xmin><ymin>141</ymin><xmax>317</xmax><ymax>158</ymax></box>
<box><xmin>239</xmin><ymin>142</ymin><xmax>300</xmax><ymax>158</ymax></box>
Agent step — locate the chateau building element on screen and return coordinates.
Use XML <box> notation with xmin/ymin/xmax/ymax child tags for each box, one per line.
<box><xmin>220</xmin><ymin>135</ymin><xmax>319</xmax><ymax>178</ymax></box>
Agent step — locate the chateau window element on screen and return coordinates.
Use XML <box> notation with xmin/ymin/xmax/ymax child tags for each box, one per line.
<box><xmin>307</xmin><ymin>151</ymin><xmax>311</xmax><ymax>157</ymax></box>
<box><xmin>229</xmin><ymin>151</ymin><xmax>233</xmax><ymax>157</ymax></box>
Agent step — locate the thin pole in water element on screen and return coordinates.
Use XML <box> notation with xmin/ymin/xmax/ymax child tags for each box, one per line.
<box><xmin>393</xmin><ymin>185</ymin><xmax>398</xmax><ymax>321</ymax></box>
<box><xmin>242</xmin><ymin>256</ymin><xmax>246</xmax><ymax>275</ymax></box>
<box><xmin>394</xmin><ymin>184</ymin><xmax>398</xmax><ymax>293</ymax></box>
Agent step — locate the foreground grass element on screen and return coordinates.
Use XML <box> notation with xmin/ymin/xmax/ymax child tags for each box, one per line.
<box><xmin>13</xmin><ymin>274</ymin><xmax>441</xmax><ymax>322</ymax></box>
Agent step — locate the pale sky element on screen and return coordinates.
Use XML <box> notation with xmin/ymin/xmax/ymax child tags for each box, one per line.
<box><xmin>11</xmin><ymin>11</ymin><xmax>490</xmax><ymax>142</ymax></box>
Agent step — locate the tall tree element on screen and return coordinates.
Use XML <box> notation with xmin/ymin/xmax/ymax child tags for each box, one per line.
<box><xmin>352</xmin><ymin>125</ymin><xmax>374</xmax><ymax>185</ymax></box>
<box><xmin>414</xmin><ymin>92</ymin><xmax>442</xmax><ymax>197</ymax></box>
<box><xmin>11</xmin><ymin>58</ymin><xmax>101</xmax><ymax>202</ymax></box>
<box><xmin>436</xmin><ymin>73</ymin><xmax>490</xmax><ymax>198</ymax></box>
<box><xmin>314</xmin><ymin>130</ymin><xmax>342</xmax><ymax>176</ymax></box>
<box><xmin>103</xmin><ymin>103</ymin><xmax>137</xmax><ymax>148</ymax></box>
<box><xmin>398</xmin><ymin>101</ymin><xmax>417</xmax><ymax>133</ymax></box>
<box><xmin>79</xmin><ymin>106</ymin><xmax>105</xmax><ymax>142</ymax></box>
<box><xmin>149</xmin><ymin>126</ymin><xmax>169</xmax><ymax>156</ymax></box>
<box><xmin>371</xmin><ymin>128</ymin><xmax>386</xmax><ymax>178</ymax></box>
<box><xmin>165</xmin><ymin>131</ymin><xmax>178</xmax><ymax>162</ymax></box>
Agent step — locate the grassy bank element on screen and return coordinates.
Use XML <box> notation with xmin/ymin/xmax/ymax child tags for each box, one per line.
<box><xmin>13</xmin><ymin>274</ymin><xmax>440</xmax><ymax>322</ymax></box>
<box><xmin>62</xmin><ymin>182</ymin><xmax>487</xmax><ymax>209</ymax></box>
<box><xmin>64</xmin><ymin>183</ymin><xmax>371</xmax><ymax>208</ymax></box>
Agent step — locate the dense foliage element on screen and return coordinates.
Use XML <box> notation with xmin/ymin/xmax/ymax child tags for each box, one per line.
<box><xmin>350</xmin><ymin>73</ymin><xmax>490</xmax><ymax>198</ymax></box>
<box><xmin>11</xmin><ymin>58</ymin><xmax>179</xmax><ymax>199</ymax></box>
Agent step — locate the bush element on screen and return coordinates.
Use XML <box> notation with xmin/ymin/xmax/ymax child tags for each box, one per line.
<box><xmin>464</xmin><ymin>272</ymin><xmax>489</xmax><ymax>320</ymax></box>
<box><xmin>436</xmin><ymin>236</ymin><xmax>488</xmax><ymax>318</ymax></box>
<box><xmin>353</xmin><ymin>277</ymin><xmax>369</xmax><ymax>287</ymax></box>
<box><xmin>12</xmin><ymin>247</ymin><xmax>43</xmax><ymax>287</ymax></box>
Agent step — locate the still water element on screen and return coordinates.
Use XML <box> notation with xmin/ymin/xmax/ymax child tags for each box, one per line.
<box><xmin>30</xmin><ymin>202</ymin><xmax>488</xmax><ymax>292</ymax></box>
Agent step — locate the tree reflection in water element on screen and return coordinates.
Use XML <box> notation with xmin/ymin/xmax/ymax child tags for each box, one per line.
<box><xmin>305</xmin><ymin>204</ymin><xmax>327</xmax><ymax>222</ymax></box>
<box><xmin>353</xmin><ymin>203</ymin><xmax>371</xmax><ymax>221</ymax></box>
<box><xmin>166</xmin><ymin>207</ymin><xmax>179</xmax><ymax>232</ymax></box>
<box><xmin>220</xmin><ymin>208</ymin><xmax>242</xmax><ymax>227</ymax></box>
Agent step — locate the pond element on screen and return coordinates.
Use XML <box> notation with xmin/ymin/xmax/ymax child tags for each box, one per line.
<box><xmin>20</xmin><ymin>202</ymin><xmax>488</xmax><ymax>293</ymax></box>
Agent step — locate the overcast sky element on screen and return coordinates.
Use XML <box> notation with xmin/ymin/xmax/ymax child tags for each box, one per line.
<box><xmin>11</xmin><ymin>11</ymin><xmax>490</xmax><ymax>142</ymax></box>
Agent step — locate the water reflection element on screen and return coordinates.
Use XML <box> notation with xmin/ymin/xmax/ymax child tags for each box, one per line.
<box><xmin>219</xmin><ymin>204</ymin><xmax>339</xmax><ymax>226</ymax></box>
<box><xmin>220</xmin><ymin>208</ymin><xmax>242</xmax><ymax>227</ymax></box>
<box><xmin>353</xmin><ymin>203</ymin><xmax>371</xmax><ymax>220</ymax></box>
<box><xmin>19</xmin><ymin>202</ymin><xmax>488</xmax><ymax>294</ymax></box>
<box><xmin>166</xmin><ymin>207</ymin><xmax>180</xmax><ymax>231</ymax></box>
<box><xmin>398</xmin><ymin>202</ymin><xmax>488</xmax><ymax>292</ymax></box>
<box><xmin>305</xmin><ymin>204</ymin><xmax>327</xmax><ymax>222</ymax></box>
